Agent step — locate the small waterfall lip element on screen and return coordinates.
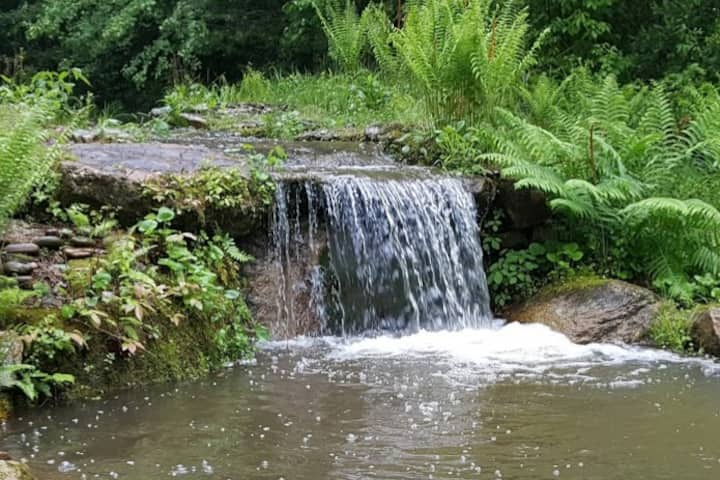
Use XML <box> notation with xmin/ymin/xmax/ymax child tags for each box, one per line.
<box><xmin>270</xmin><ymin>160</ymin><xmax>493</xmax><ymax>338</ymax></box>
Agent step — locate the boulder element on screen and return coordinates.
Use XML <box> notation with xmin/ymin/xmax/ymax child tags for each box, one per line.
<box><xmin>0</xmin><ymin>460</ymin><xmax>36</xmax><ymax>480</ymax></box>
<box><xmin>504</xmin><ymin>278</ymin><xmax>660</xmax><ymax>344</ymax></box>
<box><xmin>58</xmin><ymin>143</ymin><xmax>244</xmax><ymax>224</ymax></box>
<box><xmin>690</xmin><ymin>308</ymin><xmax>720</xmax><ymax>356</ymax></box>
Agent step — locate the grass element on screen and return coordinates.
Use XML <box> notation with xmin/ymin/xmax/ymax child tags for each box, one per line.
<box><xmin>161</xmin><ymin>70</ymin><xmax>426</xmax><ymax>131</ymax></box>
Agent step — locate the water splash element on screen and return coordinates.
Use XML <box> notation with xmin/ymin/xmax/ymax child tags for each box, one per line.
<box><xmin>271</xmin><ymin>173</ymin><xmax>492</xmax><ymax>336</ymax></box>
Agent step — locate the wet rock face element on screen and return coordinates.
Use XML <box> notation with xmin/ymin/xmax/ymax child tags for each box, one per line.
<box><xmin>496</xmin><ymin>179</ymin><xmax>551</xmax><ymax>230</ymax></box>
<box><xmin>691</xmin><ymin>308</ymin><xmax>720</xmax><ymax>356</ymax></box>
<box><xmin>0</xmin><ymin>460</ymin><xmax>36</xmax><ymax>480</ymax></box>
<box><xmin>504</xmin><ymin>279</ymin><xmax>661</xmax><ymax>344</ymax></box>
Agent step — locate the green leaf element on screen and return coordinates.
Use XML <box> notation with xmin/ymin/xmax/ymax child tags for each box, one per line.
<box><xmin>157</xmin><ymin>207</ymin><xmax>176</xmax><ymax>223</ymax></box>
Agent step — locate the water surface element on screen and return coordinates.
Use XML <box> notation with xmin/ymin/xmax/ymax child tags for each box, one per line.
<box><xmin>2</xmin><ymin>324</ymin><xmax>720</xmax><ymax>480</ymax></box>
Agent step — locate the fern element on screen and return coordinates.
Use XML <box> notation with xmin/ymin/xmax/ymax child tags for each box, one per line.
<box><xmin>313</xmin><ymin>0</ymin><xmax>366</xmax><ymax>73</ymax></box>
<box><xmin>0</xmin><ymin>104</ymin><xmax>61</xmax><ymax>232</ymax></box>
<box><xmin>390</xmin><ymin>0</ymin><xmax>545</xmax><ymax>125</ymax></box>
<box><xmin>481</xmin><ymin>71</ymin><xmax>720</xmax><ymax>285</ymax></box>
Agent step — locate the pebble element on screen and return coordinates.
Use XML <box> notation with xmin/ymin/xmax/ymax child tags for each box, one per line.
<box><xmin>70</xmin><ymin>236</ymin><xmax>96</xmax><ymax>248</ymax></box>
<box><xmin>4</xmin><ymin>243</ymin><xmax>40</xmax><ymax>255</ymax></box>
<box><xmin>3</xmin><ymin>261</ymin><xmax>38</xmax><ymax>275</ymax></box>
<box><xmin>63</xmin><ymin>247</ymin><xmax>96</xmax><ymax>259</ymax></box>
<box><xmin>33</xmin><ymin>236</ymin><xmax>64</xmax><ymax>249</ymax></box>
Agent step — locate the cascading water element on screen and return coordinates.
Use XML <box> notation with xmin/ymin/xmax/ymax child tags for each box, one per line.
<box><xmin>271</xmin><ymin>170</ymin><xmax>493</xmax><ymax>336</ymax></box>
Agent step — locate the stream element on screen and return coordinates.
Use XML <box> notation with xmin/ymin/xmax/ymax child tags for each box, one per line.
<box><xmin>2</xmin><ymin>323</ymin><xmax>720</xmax><ymax>479</ymax></box>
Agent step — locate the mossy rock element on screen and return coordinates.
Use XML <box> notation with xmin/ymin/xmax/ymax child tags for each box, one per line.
<box><xmin>0</xmin><ymin>307</ymin><xmax>58</xmax><ymax>328</ymax></box>
<box><xmin>504</xmin><ymin>276</ymin><xmax>661</xmax><ymax>344</ymax></box>
<box><xmin>0</xmin><ymin>460</ymin><xmax>35</xmax><ymax>480</ymax></box>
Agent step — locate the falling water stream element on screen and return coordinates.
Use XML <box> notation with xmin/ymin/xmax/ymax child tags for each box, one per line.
<box><xmin>2</xmin><ymin>144</ymin><xmax>720</xmax><ymax>479</ymax></box>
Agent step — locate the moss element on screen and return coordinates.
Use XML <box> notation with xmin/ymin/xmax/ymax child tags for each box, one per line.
<box><xmin>0</xmin><ymin>307</ymin><xmax>58</xmax><ymax>329</ymax></box>
<box><xmin>538</xmin><ymin>274</ymin><xmax>611</xmax><ymax>298</ymax></box>
<box><xmin>39</xmin><ymin>311</ymin><xmax>223</xmax><ymax>401</ymax></box>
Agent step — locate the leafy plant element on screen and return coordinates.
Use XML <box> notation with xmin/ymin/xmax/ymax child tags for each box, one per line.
<box><xmin>479</xmin><ymin>71</ymin><xmax>720</xmax><ymax>290</ymax></box>
<box><xmin>0</xmin><ymin>364</ymin><xmax>75</xmax><ymax>401</ymax></box>
<box><xmin>649</xmin><ymin>304</ymin><xmax>692</xmax><ymax>353</ymax></box>
<box><xmin>312</xmin><ymin>0</ymin><xmax>366</xmax><ymax>72</ymax></box>
<box><xmin>488</xmin><ymin>241</ymin><xmax>586</xmax><ymax>307</ymax></box>
<box><xmin>390</xmin><ymin>0</ymin><xmax>547</xmax><ymax>125</ymax></box>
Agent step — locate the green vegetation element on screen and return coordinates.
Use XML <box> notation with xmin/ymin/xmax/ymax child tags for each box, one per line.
<box><xmin>649</xmin><ymin>303</ymin><xmax>693</xmax><ymax>353</ymax></box>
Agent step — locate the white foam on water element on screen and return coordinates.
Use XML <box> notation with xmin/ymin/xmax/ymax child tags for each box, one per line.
<box><xmin>259</xmin><ymin>322</ymin><xmax>720</xmax><ymax>381</ymax></box>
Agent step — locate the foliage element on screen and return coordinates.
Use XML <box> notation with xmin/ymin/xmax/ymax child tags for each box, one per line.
<box><xmin>474</xmin><ymin>71</ymin><xmax>720</xmax><ymax>291</ymax></box>
<box><xmin>60</xmin><ymin>207</ymin><xmax>259</xmax><ymax>361</ymax></box>
<box><xmin>487</xmin><ymin>241</ymin><xmax>585</xmax><ymax>308</ymax></box>
<box><xmin>388</xmin><ymin>0</ymin><xmax>547</xmax><ymax>125</ymax></box>
<box><xmin>312</xmin><ymin>0</ymin><xmax>365</xmax><ymax>72</ymax></box>
<box><xmin>0</xmin><ymin>69</ymin><xmax>88</xmax><ymax>232</ymax></box>
<box><xmin>145</xmin><ymin>147</ymin><xmax>282</xmax><ymax>223</ymax></box>
<box><xmin>649</xmin><ymin>303</ymin><xmax>693</xmax><ymax>353</ymax></box>
<box><xmin>0</xmin><ymin>363</ymin><xmax>75</xmax><ymax>401</ymax></box>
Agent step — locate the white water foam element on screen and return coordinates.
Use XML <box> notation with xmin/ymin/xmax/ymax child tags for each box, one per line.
<box><xmin>260</xmin><ymin>322</ymin><xmax>720</xmax><ymax>383</ymax></box>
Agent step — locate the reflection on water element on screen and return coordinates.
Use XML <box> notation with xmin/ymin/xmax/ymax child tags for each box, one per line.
<box><xmin>2</xmin><ymin>324</ymin><xmax>720</xmax><ymax>480</ymax></box>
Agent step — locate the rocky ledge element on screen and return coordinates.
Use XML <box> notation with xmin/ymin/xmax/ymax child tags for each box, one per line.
<box><xmin>503</xmin><ymin>277</ymin><xmax>661</xmax><ymax>344</ymax></box>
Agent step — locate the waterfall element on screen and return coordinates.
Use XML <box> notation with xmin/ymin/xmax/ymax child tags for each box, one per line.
<box><xmin>271</xmin><ymin>172</ymin><xmax>492</xmax><ymax>336</ymax></box>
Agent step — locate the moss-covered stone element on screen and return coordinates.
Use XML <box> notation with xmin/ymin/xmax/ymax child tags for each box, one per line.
<box><xmin>0</xmin><ymin>460</ymin><xmax>35</xmax><ymax>480</ymax></box>
<box><xmin>504</xmin><ymin>276</ymin><xmax>661</xmax><ymax>344</ymax></box>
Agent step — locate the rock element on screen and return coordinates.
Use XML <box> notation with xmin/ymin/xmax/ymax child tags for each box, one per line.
<box><xmin>4</xmin><ymin>254</ymin><xmax>35</xmax><ymax>263</ymax></box>
<box><xmin>0</xmin><ymin>331</ymin><xmax>23</xmax><ymax>365</ymax></box>
<box><xmin>504</xmin><ymin>278</ymin><xmax>660</xmax><ymax>344</ymax></box>
<box><xmin>179</xmin><ymin>113</ymin><xmax>208</xmax><ymax>129</ymax></box>
<box><xmin>72</xmin><ymin>129</ymin><xmax>101</xmax><ymax>143</ymax></box>
<box><xmin>691</xmin><ymin>308</ymin><xmax>720</xmax><ymax>356</ymax></box>
<box><xmin>364</xmin><ymin>123</ymin><xmax>409</xmax><ymax>143</ymax></box>
<box><xmin>3</xmin><ymin>262</ymin><xmax>38</xmax><ymax>276</ymax></box>
<box><xmin>364</xmin><ymin>124</ymin><xmax>384</xmax><ymax>142</ymax></box>
<box><xmin>296</xmin><ymin>128</ymin><xmax>363</xmax><ymax>142</ymax></box>
<box><xmin>63</xmin><ymin>247</ymin><xmax>96</xmax><ymax>259</ymax></box>
<box><xmin>32</xmin><ymin>236</ymin><xmax>64</xmax><ymax>249</ymax></box>
<box><xmin>59</xmin><ymin>228</ymin><xmax>74</xmax><ymax>239</ymax></box>
<box><xmin>0</xmin><ymin>453</ymin><xmax>10</xmax><ymax>461</ymax></box>
<box><xmin>496</xmin><ymin>179</ymin><xmax>551</xmax><ymax>230</ymax></box>
<box><xmin>70</xmin><ymin>236</ymin><xmax>96</xmax><ymax>248</ymax></box>
<box><xmin>14</xmin><ymin>276</ymin><xmax>33</xmax><ymax>290</ymax></box>
<box><xmin>3</xmin><ymin>244</ymin><xmax>39</xmax><ymax>256</ymax></box>
<box><xmin>0</xmin><ymin>460</ymin><xmax>36</xmax><ymax>480</ymax></box>
<box><xmin>58</xmin><ymin>143</ymin><xmax>264</xmax><ymax>232</ymax></box>
<box><xmin>150</xmin><ymin>106</ymin><xmax>172</xmax><ymax>117</ymax></box>
<box><xmin>45</xmin><ymin>228</ymin><xmax>60</xmax><ymax>236</ymax></box>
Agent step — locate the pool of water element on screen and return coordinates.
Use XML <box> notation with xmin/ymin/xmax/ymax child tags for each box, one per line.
<box><xmin>2</xmin><ymin>323</ymin><xmax>720</xmax><ymax>479</ymax></box>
